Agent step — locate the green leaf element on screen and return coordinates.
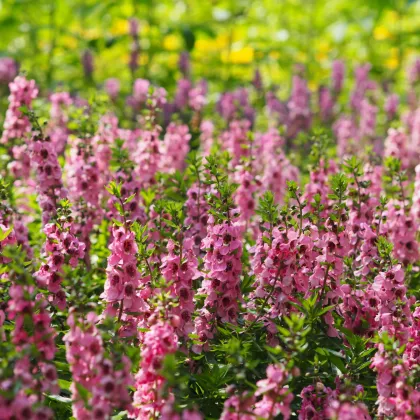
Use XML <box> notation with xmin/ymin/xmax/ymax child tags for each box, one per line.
<box><xmin>0</xmin><ymin>226</ymin><xmax>13</xmax><ymax>242</ymax></box>
<box><xmin>112</xmin><ymin>411</ymin><xmax>128</xmax><ymax>420</ymax></box>
<box><xmin>45</xmin><ymin>394</ymin><xmax>72</xmax><ymax>404</ymax></box>
<box><xmin>75</xmin><ymin>382</ymin><xmax>91</xmax><ymax>406</ymax></box>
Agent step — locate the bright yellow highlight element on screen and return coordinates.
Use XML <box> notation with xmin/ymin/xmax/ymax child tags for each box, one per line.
<box><xmin>221</xmin><ymin>46</ymin><xmax>254</xmax><ymax>64</ymax></box>
<box><xmin>163</xmin><ymin>34</ymin><xmax>182</xmax><ymax>51</ymax></box>
<box><xmin>374</xmin><ymin>26</ymin><xmax>392</xmax><ymax>41</ymax></box>
<box><xmin>386</xmin><ymin>48</ymin><xmax>399</xmax><ymax>70</ymax></box>
<box><xmin>111</xmin><ymin>19</ymin><xmax>129</xmax><ymax>36</ymax></box>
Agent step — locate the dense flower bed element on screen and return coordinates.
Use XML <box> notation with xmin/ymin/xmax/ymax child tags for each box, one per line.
<box><xmin>0</xmin><ymin>55</ymin><xmax>420</xmax><ymax>419</ymax></box>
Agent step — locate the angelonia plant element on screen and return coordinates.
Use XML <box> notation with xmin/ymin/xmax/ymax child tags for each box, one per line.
<box><xmin>0</xmin><ymin>54</ymin><xmax>420</xmax><ymax>420</ymax></box>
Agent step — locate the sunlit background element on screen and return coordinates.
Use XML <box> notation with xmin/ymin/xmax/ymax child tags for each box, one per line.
<box><xmin>0</xmin><ymin>0</ymin><xmax>419</xmax><ymax>94</ymax></box>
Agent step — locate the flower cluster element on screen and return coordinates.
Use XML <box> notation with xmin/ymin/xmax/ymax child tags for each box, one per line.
<box><xmin>160</xmin><ymin>123</ymin><xmax>191</xmax><ymax>173</ymax></box>
<box><xmin>220</xmin><ymin>364</ymin><xmax>295</xmax><ymax>420</ymax></box>
<box><xmin>64</xmin><ymin>312</ymin><xmax>133</xmax><ymax>419</ymax></box>
<box><xmin>199</xmin><ymin>217</ymin><xmax>243</xmax><ymax>323</ymax></box>
<box><xmin>371</xmin><ymin>334</ymin><xmax>420</xmax><ymax>419</ymax></box>
<box><xmin>1</xmin><ymin>76</ymin><xmax>38</xmax><ymax>144</ymax></box>
<box><xmin>101</xmin><ymin>225</ymin><xmax>149</xmax><ymax>335</ymax></box>
<box><xmin>0</xmin><ymin>57</ymin><xmax>18</xmax><ymax>84</ymax></box>
<box><xmin>1</xmin><ymin>269</ymin><xmax>58</xmax><ymax>419</ymax></box>
<box><xmin>131</xmin><ymin>321</ymin><xmax>178</xmax><ymax>419</ymax></box>
<box><xmin>1</xmin><ymin>54</ymin><xmax>420</xmax><ymax>420</ymax></box>
<box><xmin>48</xmin><ymin>91</ymin><xmax>72</xmax><ymax>153</ymax></box>
<box><xmin>184</xmin><ymin>182</ymin><xmax>211</xmax><ymax>253</ymax></box>
<box><xmin>161</xmin><ymin>238</ymin><xmax>199</xmax><ymax>338</ymax></box>
<box><xmin>35</xmin><ymin>220</ymin><xmax>85</xmax><ymax>309</ymax></box>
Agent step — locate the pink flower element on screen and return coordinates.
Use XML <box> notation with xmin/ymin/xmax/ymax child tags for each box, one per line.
<box><xmin>160</xmin><ymin>123</ymin><xmax>191</xmax><ymax>173</ymax></box>
<box><xmin>64</xmin><ymin>312</ymin><xmax>133</xmax><ymax>419</ymax></box>
<box><xmin>131</xmin><ymin>321</ymin><xmax>178</xmax><ymax>419</ymax></box>
<box><xmin>199</xmin><ymin>219</ymin><xmax>243</xmax><ymax>323</ymax></box>
<box><xmin>0</xmin><ymin>57</ymin><xmax>18</xmax><ymax>84</ymax></box>
<box><xmin>105</xmin><ymin>78</ymin><xmax>121</xmax><ymax>100</ymax></box>
<box><xmin>331</xmin><ymin>60</ymin><xmax>345</xmax><ymax>93</ymax></box>
<box><xmin>161</xmin><ymin>238</ymin><xmax>199</xmax><ymax>338</ymax></box>
<box><xmin>221</xmin><ymin>119</ymin><xmax>251</xmax><ymax>166</ymax></box>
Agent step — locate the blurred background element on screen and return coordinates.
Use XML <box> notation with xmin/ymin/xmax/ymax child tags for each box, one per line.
<box><xmin>0</xmin><ymin>0</ymin><xmax>419</xmax><ymax>94</ymax></box>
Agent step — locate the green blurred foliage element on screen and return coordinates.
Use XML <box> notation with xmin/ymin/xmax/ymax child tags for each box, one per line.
<box><xmin>0</xmin><ymin>0</ymin><xmax>419</xmax><ymax>94</ymax></box>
